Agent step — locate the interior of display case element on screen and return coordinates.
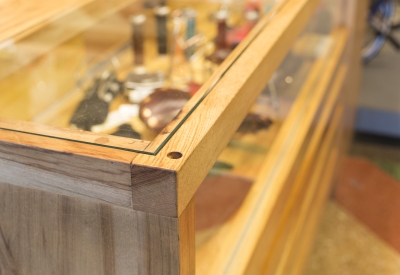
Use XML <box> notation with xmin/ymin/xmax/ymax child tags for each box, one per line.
<box><xmin>0</xmin><ymin>0</ymin><xmax>293</xmax><ymax>154</ymax></box>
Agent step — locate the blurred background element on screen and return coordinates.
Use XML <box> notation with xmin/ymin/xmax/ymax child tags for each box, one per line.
<box><xmin>304</xmin><ymin>4</ymin><xmax>400</xmax><ymax>273</ymax></box>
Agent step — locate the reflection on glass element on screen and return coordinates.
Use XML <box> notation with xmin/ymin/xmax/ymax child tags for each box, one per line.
<box><xmin>0</xmin><ymin>0</ymin><xmax>282</xmax><ymax>151</ymax></box>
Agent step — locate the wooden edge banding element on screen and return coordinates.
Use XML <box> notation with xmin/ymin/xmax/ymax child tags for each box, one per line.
<box><xmin>131</xmin><ymin>164</ymin><xmax>178</xmax><ymax>217</ymax></box>
<box><xmin>0</xmin><ymin>122</ymin><xmax>138</xmax><ymax>163</ymax></box>
<box><xmin>0</xmin><ymin>118</ymin><xmax>149</xmax><ymax>152</ymax></box>
<box><xmin>132</xmin><ymin>0</ymin><xmax>322</xmax><ymax>217</ymax></box>
<box><xmin>179</xmin><ymin>198</ymin><xmax>195</xmax><ymax>275</ymax></box>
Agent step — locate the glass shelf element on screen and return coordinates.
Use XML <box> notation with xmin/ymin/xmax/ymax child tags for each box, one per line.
<box><xmin>0</xmin><ymin>0</ymin><xmax>286</xmax><ymax>154</ymax></box>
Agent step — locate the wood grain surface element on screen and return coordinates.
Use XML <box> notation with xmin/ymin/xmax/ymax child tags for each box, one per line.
<box><xmin>0</xmin><ymin>183</ymin><xmax>193</xmax><ymax>275</ymax></box>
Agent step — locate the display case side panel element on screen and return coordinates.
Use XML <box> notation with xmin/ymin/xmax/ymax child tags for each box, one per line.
<box><xmin>285</xmin><ymin>112</ymin><xmax>343</xmax><ymax>275</ymax></box>
<box><xmin>132</xmin><ymin>0</ymin><xmax>322</xmax><ymax>217</ymax></box>
<box><xmin>0</xmin><ymin>129</ymin><xmax>135</xmax><ymax>208</ymax></box>
<box><xmin>242</xmin><ymin>63</ymin><xmax>348</xmax><ymax>275</ymax></box>
<box><xmin>0</xmin><ymin>183</ymin><xmax>190</xmax><ymax>275</ymax></box>
<box><xmin>195</xmin><ymin>28</ymin><xmax>349</xmax><ymax>275</ymax></box>
<box><xmin>262</xmin><ymin>105</ymin><xmax>345</xmax><ymax>275</ymax></box>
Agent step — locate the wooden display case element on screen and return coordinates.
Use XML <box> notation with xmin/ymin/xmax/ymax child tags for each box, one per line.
<box><xmin>0</xmin><ymin>0</ymin><xmax>365</xmax><ymax>274</ymax></box>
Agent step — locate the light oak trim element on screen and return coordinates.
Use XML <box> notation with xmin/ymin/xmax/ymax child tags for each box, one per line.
<box><xmin>131</xmin><ymin>0</ymin><xmax>322</xmax><ymax>217</ymax></box>
<box><xmin>195</xmin><ymin>27</ymin><xmax>348</xmax><ymax>275</ymax></box>
<box><xmin>0</xmin><ymin>118</ymin><xmax>149</xmax><ymax>152</ymax></box>
<box><xmin>179</xmin><ymin>198</ymin><xmax>195</xmax><ymax>275</ymax></box>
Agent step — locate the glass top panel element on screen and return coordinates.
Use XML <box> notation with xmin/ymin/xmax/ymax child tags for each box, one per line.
<box><xmin>0</xmin><ymin>0</ymin><xmax>283</xmax><ymax>154</ymax></box>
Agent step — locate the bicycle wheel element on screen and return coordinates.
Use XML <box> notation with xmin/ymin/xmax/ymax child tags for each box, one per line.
<box><xmin>363</xmin><ymin>0</ymin><xmax>395</xmax><ymax>63</ymax></box>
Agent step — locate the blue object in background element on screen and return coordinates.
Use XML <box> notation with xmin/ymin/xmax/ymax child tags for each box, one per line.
<box><xmin>356</xmin><ymin>107</ymin><xmax>400</xmax><ymax>138</ymax></box>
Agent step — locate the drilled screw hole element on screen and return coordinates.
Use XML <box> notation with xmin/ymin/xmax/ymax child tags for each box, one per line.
<box><xmin>167</xmin><ymin>152</ymin><xmax>182</xmax><ymax>159</ymax></box>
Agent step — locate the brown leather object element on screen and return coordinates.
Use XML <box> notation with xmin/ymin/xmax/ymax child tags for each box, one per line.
<box><xmin>139</xmin><ymin>88</ymin><xmax>191</xmax><ymax>132</ymax></box>
<box><xmin>195</xmin><ymin>174</ymin><xmax>253</xmax><ymax>231</ymax></box>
